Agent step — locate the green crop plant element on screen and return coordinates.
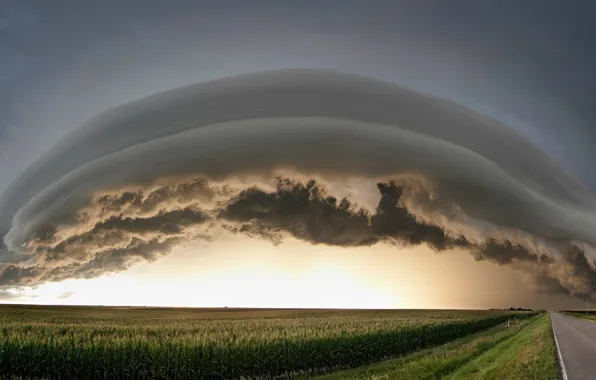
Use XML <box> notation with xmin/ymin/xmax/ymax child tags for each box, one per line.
<box><xmin>0</xmin><ymin>306</ymin><xmax>534</xmax><ymax>379</ymax></box>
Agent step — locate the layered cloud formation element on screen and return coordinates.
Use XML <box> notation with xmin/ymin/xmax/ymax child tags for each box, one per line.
<box><xmin>1</xmin><ymin>70</ymin><xmax>595</xmax><ymax>297</ymax></box>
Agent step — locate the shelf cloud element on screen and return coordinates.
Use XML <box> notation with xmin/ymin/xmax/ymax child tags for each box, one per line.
<box><xmin>1</xmin><ymin>70</ymin><xmax>595</xmax><ymax>298</ymax></box>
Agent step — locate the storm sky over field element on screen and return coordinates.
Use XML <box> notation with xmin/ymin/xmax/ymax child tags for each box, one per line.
<box><xmin>1</xmin><ymin>1</ymin><xmax>596</xmax><ymax>309</ymax></box>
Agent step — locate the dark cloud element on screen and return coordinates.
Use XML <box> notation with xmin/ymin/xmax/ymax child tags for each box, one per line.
<box><xmin>532</xmin><ymin>275</ymin><xmax>572</xmax><ymax>296</ymax></box>
<box><xmin>1</xmin><ymin>237</ymin><xmax>184</xmax><ymax>286</ymax></box>
<box><xmin>94</xmin><ymin>208</ymin><xmax>208</xmax><ymax>235</ymax></box>
<box><xmin>223</xmin><ymin>179</ymin><xmax>596</xmax><ymax>298</ymax></box>
<box><xmin>0</xmin><ymin>288</ymin><xmax>22</xmax><ymax>301</ymax></box>
<box><xmin>0</xmin><ymin>264</ymin><xmax>37</xmax><ymax>285</ymax></box>
<box><xmin>222</xmin><ymin>179</ymin><xmax>377</xmax><ymax>247</ymax></box>
<box><xmin>2</xmin><ymin>176</ymin><xmax>595</xmax><ymax>301</ymax></box>
<box><xmin>221</xmin><ymin>179</ymin><xmax>466</xmax><ymax>252</ymax></box>
<box><xmin>371</xmin><ymin>183</ymin><xmax>469</xmax><ymax>251</ymax></box>
<box><xmin>564</xmin><ymin>245</ymin><xmax>596</xmax><ymax>293</ymax></box>
<box><xmin>474</xmin><ymin>240</ymin><xmax>547</xmax><ymax>265</ymax></box>
<box><xmin>1</xmin><ymin>70</ymin><xmax>596</xmax><ymax>300</ymax></box>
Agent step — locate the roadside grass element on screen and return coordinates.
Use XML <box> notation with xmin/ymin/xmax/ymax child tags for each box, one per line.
<box><xmin>311</xmin><ymin>313</ymin><xmax>557</xmax><ymax>380</ymax></box>
<box><xmin>449</xmin><ymin>313</ymin><xmax>557</xmax><ymax>380</ymax></box>
<box><xmin>563</xmin><ymin>311</ymin><xmax>596</xmax><ymax>322</ymax></box>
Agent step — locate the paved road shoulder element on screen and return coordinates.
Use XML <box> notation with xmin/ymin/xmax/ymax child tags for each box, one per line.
<box><xmin>550</xmin><ymin>312</ymin><xmax>596</xmax><ymax>380</ymax></box>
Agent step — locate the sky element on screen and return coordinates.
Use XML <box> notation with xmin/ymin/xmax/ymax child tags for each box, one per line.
<box><xmin>1</xmin><ymin>0</ymin><xmax>596</xmax><ymax>309</ymax></box>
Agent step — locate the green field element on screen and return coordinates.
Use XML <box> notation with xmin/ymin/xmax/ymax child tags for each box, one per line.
<box><xmin>0</xmin><ymin>305</ymin><xmax>535</xmax><ymax>379</ymax></box>
<box><xmin>312</xmin><ymin>313</ymin><xmax>556</xmax><ymax>380</ymax></box>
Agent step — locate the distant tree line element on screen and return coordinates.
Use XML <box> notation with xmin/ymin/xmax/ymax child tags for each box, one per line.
<box><xmin>488</xmin><ymin>307</ymin><xmax>534</xmax><ymax>311</ymax></box>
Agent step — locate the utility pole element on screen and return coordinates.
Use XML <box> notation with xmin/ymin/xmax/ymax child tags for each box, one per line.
<box><xmin>588</xmin><ymin>280</ymin><xmax>594</xmax><ymax>316</ymax></box>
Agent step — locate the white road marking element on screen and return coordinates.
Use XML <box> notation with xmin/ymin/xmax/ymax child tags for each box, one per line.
<box><xmin>551</xmin><ymin>313</ymin><xmax>569</xmax><ymax>380</ymax></box>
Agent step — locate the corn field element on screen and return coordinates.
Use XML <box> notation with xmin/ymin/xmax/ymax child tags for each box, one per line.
<box><xmin>0</xmin><ymin>306</ymin><xmax>534</xmax><ymax>379</ymax></box>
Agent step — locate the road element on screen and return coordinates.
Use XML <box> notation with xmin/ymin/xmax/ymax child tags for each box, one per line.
<box><xmin>551</xmin><ymin>312</ymin><xmax>596</xmax><ymax>380</ymax></box>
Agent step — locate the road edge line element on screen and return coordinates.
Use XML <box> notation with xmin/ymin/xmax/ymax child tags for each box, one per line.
<box><xmin>550</xmin><ymin>313</ymin><xmax>569</xmax><ymax>380</ymax></box>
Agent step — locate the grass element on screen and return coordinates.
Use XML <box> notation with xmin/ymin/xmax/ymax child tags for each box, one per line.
<box><xmin>450</xmin><ymin>313</ymin><xmax>557</xmax><ymax>379</ymax></box>
<box><xmin>563</xmin><ymin>310</ymin><xmax>596</xmax><ymax>322</ymax></box>
<box><xmin>311</xmin><ymin>313</ymin><xmax>557</xmax><ymax>380</ymax></box>
<box><xmin>0</xmin><ymin>305</ymin><xmax>534</xmax><ymax>379</ymax></box>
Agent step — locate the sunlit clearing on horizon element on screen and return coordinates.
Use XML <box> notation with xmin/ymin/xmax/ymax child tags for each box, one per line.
<box><xmin>4</xmin><ymin>235</ymin><xmax>583</xmax><ymax>310</ymax></box>
<box><xmin>9</xmin><ymin>237</ymin><xmax>397</xmax><ymax>309</ymax></box>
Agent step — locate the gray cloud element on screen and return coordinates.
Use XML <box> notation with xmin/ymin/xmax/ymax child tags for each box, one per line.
<box><xmin>0</xmin><ymin>288</ymin><xmax>21</xmax><ymax>301</ymax></box>
<box><xmin>2</xmin><ymin>176</ymin><xmax>594</xmax><ymax>299</ymax></box>
<box><xmin>1</xmin><ymin>70</ymin><xmax>596</xmax><ymax>299</ymax></box>
<box><xmin>56</xmin><ymin>290</ymin><xmax>73</xmax><ymax>299</ymax></box>
<box><xmin>3</xmin><ymin>1</ymin><xmax>596</xmax><ymax>202</ymax></box>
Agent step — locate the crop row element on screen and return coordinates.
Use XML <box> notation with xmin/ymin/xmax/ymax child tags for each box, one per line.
<box><xmin>0</xmin><ymin>312</ymin><xmax>534</xmax><ymax>379</ymax></box>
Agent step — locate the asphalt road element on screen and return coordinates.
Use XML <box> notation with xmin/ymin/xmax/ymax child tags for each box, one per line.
<box><xmin>551</xmin><ymin>312</ymin><xmax>596</xmax><ymax>380</ymax></box>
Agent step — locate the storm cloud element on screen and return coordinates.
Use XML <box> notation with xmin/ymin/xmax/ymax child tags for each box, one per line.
<box><xmin>1</xmin><ymin>70</ymin><xmax>596</xmax><ymax>298</ymax></box>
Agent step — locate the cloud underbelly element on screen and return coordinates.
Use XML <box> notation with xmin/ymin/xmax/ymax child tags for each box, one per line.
<box><xmin>1</xmin><ymin>70</ymin><xmax>595</xmax><ymax>299</ymax></box>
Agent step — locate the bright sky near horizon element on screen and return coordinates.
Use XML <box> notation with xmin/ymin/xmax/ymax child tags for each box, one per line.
<box><xmin>5</xmin><ymin>235</ymin><xmax>583</xmax><ymax>310</ymax></box>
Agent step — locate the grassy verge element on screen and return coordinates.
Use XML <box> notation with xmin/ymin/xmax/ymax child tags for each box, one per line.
<box><xmin>563</xmin><ymin>311</ymin><xmax>596</xmax><ymax>322</ymax></box>
<box><xmin>312</xmin><ymin>313</ymin><xmax>557</xmax><ymax>380</ymax></box>
<box><xmin>449</xmin><ymin>313</ymin><xmax>557</xmax><ymax>379</ymax></box>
